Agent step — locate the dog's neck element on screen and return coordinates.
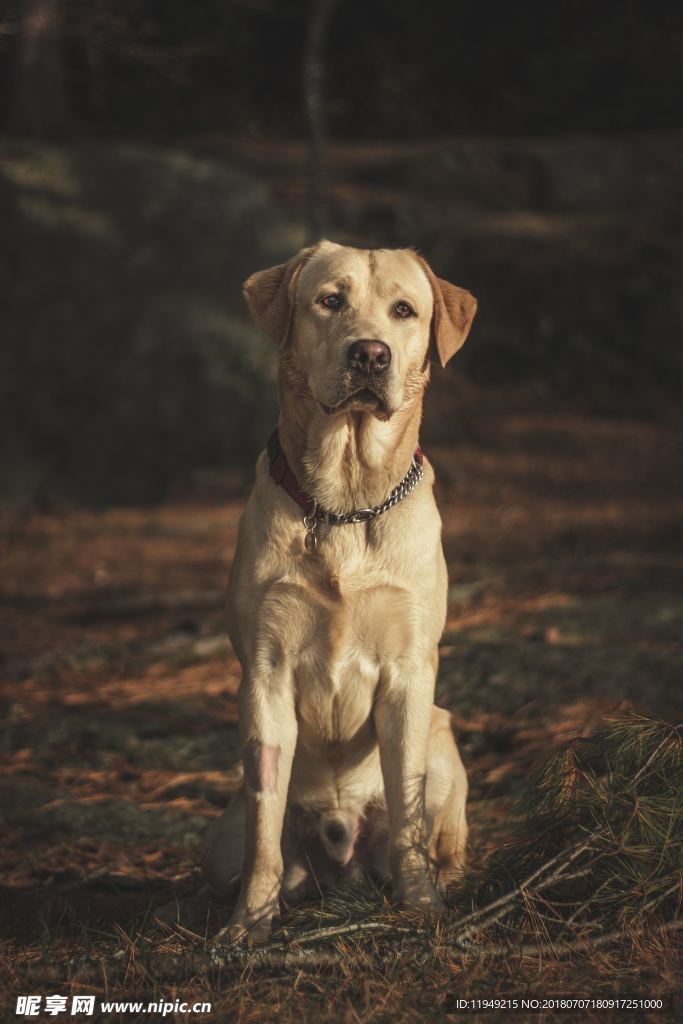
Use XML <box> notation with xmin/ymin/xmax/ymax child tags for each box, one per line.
<box><xmin>277</xmin><ymin>377</ymin><xmax>426</xmax><ymax>513</ymax></box>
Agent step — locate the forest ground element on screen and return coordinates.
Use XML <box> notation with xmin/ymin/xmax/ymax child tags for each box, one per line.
<box><xmin>2</xmin><ymin>394</ymin><xmax>681</xmax><ymax>1021</ymax></box>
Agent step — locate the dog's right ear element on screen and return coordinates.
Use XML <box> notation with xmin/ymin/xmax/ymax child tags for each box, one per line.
<box><xmin>243</xmin><ymin>245</ymin><xmax>319</xmax><ymax>345</ymax></box>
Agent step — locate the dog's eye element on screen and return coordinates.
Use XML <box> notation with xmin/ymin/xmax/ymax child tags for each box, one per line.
<box><xmin>319</xmin><ymin>293</ymin><xmax>342</xmax><ymax>310</ymax></box>
<box><xmin>394</xmin><ymin>301</ymin><xmax>415</xmax><ymax>318</ymax></box>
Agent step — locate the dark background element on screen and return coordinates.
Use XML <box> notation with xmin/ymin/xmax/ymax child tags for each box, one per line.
<box><xmin>1</xmin><ymin>0</ymin><xmax>682</xmax><ymax>506</ymax></box>
<box><xmin>3</xmin><ymin>0</ymin><xmax>683</xmax><ymax>139</ymax></box>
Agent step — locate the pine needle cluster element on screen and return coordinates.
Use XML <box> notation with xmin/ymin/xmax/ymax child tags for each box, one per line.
<box><xmin>449</xmin><ymin>713</ymin><xmax>682</xmax><ymax>952</ymax></box>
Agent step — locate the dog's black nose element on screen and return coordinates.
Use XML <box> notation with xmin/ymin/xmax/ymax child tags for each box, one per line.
<box><xmin>347</xmin><ymin>339</ymin><xmax>391</xmax><ymax>373</ymax></box>
<box><xmin>325</xmin><ymin>821</ymin><xmax>347</xmax><ymax>843</ymax></box>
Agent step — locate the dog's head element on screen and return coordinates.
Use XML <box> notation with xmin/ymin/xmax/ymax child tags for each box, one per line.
<box><xmin>243</xmin><ymin>241</ymin><xmax>477</xmax><ymax>420</ymax></box>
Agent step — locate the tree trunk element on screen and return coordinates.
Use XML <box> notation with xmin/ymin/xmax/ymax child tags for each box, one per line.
<box><xmin>10</xmin><ymin>0</ymin><xmax>69</xmax><ymax>137</ymax></box>
<box><xmin>302</xmin><ymin>0</ymin><xmax>340</xmax><ymax>242</ymax></box>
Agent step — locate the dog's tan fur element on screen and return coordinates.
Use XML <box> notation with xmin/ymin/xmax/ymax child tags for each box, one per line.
<box><xmin>203</xmin><ymin>241</ymin><xmax>476</xmax><ymax>943</ymax></box>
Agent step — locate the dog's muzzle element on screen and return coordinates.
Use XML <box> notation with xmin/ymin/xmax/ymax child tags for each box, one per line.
<box><xmin>325</xmin><ymin>341</ymin><xmax>392</xmax><ymax>413</ymax></box>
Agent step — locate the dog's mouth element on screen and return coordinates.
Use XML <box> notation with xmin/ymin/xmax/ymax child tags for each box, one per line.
<box><xmin>320</xmin><ymin>385</ymin><xmax>390</xmax><ymax>421</ymax></box>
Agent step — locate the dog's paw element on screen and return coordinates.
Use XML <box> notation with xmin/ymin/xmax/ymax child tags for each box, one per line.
<box><xmin>402</xmin><ymin>882</ymin><xmax>444</xmax><ymax>914</ymax></box>
<box><xmin>213</xmin><ymin>912</ymin><xmax>273</xmax><ymax>947</ymax></box>
<box><xmin>395</xmin><ymin>866</ymin><xmax>445</xmax><ymax>914</ymax></box>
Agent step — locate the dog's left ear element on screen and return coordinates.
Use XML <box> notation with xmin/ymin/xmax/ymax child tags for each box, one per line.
<box><xmin>417</xmin><ymin>256</ymin><xmax>477</xmax><ymax>367</ymax></box>
<box><xmin>243</xmin><ymin>245</ymin><xmax>319</xmax><ymax>345</ymax></box>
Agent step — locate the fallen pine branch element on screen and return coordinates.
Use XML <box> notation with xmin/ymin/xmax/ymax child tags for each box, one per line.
<box><xmin>281</xmin><ymin>918</ymin><xmax>413</xmax><ymax>946</ymax></box>
<box><xmin>21</xmin><ymin>916</ymin><xmax>682</xmax><ymax>982</ymax></box>
<box><xmin>445</xmin><ymin>834</ymin><xmax>602</xmax><ymax>944</ymax></box>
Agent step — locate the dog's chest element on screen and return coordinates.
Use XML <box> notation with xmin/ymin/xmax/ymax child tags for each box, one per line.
<box><xmin>289</xmin><ymin>567</ymin><xmax>418</xmax><ymax>744</ymax></box>
<box><xmin>294</xmin><ymin>629</ymin><xmax>375</xmax><ymax>744</ymax></box>
<box><xmin>240</xmin><ymin>511</ymin><xmax>442</xmax><ymax>746</ymax></box>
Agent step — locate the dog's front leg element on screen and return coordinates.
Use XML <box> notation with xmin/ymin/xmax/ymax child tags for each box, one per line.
<box><xmin>374</xmin><ymin>664</ymin><xmax>442</xmax><ymax>911</ymax></box>
<box><xmin>215</xmin><ymin>672</ymin><xmax>297</xmax><ymax>945</ymax></box>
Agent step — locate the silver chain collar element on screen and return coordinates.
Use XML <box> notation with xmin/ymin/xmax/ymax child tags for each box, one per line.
<box><xmin>303</xmin><ymin>456</ymin><xmax>424</xmax><ymax>551</ymax></box>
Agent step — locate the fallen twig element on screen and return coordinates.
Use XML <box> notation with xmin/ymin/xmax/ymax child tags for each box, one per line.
<box><xmin>632</xmin><ymin>879</ymin><xmax>681</xmax><ymax>921</ymax></box>
<box><xmin>479</xmin><ymin>917</ymin><xmax>683</xmax><ymax>959</ymax></box>
<box><xmin>445</xmin><ymin>834</ymin><xmax>600</xmax><ymax>942</ymax></box>
<box><xmin>281</xmin><ymin>919</ymin><xmax>412</xmax><ymax>946</ymax></box>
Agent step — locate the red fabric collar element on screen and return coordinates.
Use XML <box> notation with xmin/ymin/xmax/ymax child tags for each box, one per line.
<box><xmin>267</xmin><ymin>428</ymin><xmax>424</xmax><ymax>519</ymax></box>
<box><xmin>267</xmin><ymin>429</ymin><xmax>313</xmax><ymax>514</ymax></box>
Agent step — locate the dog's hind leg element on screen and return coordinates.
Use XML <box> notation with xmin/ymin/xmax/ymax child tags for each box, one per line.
<box><xmin>426</xmin><ymin>707</ymin><xmax>468</xmax><ymax>888</ymax></box>
<box><xmin>201</xmin><ymin>790</ymin><xmax>245</xmax><ymax>902</ymax></box>
<box><xmin>152</xmin><ymin>791</ymin><xmax>244</xmax><ymax>931</ymax></box>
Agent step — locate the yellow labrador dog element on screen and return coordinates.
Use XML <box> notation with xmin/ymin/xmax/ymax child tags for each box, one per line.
<box><xmin>205</xmin><ymin>241</ymin><xmax>476</xmax><ymax>944</ymax></box>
